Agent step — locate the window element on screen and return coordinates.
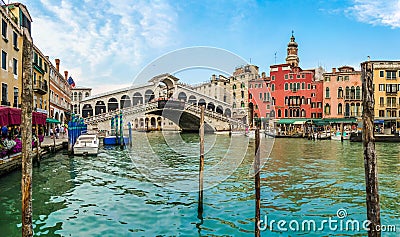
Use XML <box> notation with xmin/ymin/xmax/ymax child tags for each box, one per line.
<box><xmin>1</xmin><ymin>51</ymin><xmax>6</xmax><ymax>70</ymax></box>
<box><xmin>307</xmin><ymin>84</ymin><xmax>311</xmax><ymax>89</ymax></box>
<box><xmin>284</xmin><ymin>74</ymin><xmax>288</xmax><ymax>79</ymax></box>
<box><xmin>325</xmin><ymin>104</ymin><xmax>331</xmax><ymax>115</ymax></box>
<box><xmin>379</xmin><ymin>84</ymin><xmax>385</xmax><ymax>91</ymax></box>
<box><xmin>379</xmin><ymin>110</ymin><xmax>384</xmax><ymax>117</ymax></box>
<box><xmin>302</xmin><ymin>82</ymin><xmax>305</xmax><ymax>90</ymax></box>
<box><xmin>33</xmin><ymin>52</ymin><xmax>38</xmax><ymax>64</ymax></box>
<box><xmin>302</xmin><ymin>74</ymin><xmax>305</xmax><ymax>78</ymax></box>
<box><xmin>355</xmin><ymin>86</ymin><xmax>361</xmax><ymax>99</ymax></box>
<box><xmin>259</xmin><ymin>93</ymin><xmax>262</xmax><ymax>99</ymax></box>
<box><xmin>232</xmin><ymin>84</ymin><xmax>236</xmax><ymax>90</ymax></box>
<box><xmin>1</xmin><ymin>20</ymin><xmax>7</xmax><ymax>39</ymax></box>
<box><xmin>241</xmin><ymin>101</ymin><xmax>245</xmax><ymax>108</ymax></box>
<box><xmin>386</xmin><ymin>71</ymin><xmax>396</xmax><ymax>79</ymax></box>
<box><xmin>345</xmin><ymin>86</ymin><xmax>350</xmax><ymax>99</ymax></box>
<box><xmin>241</xmin><ymin>83</ymin><xmax>245</xmax><ymax>89</ymax></box>
<box><xmin>271</xmin><ymin>84</ymin><xmax>275</xmax><ymax>91</ymax></box>
<box><xmin>386</xmin><ymin>84</ymin><xmax>397</xmax><ymax>93</ymax></box>
<box><xmin>233</xmin><ymin>102</ymin><xmax>236</xmax><ymax>108</ymax></box>
<box><xmin>249</xmin><ymin>93</ymin><xmax>252</xmax><ymax>99</ymax></box>
<box><xmin>344</xmin><ymin>76</ymin><xmax>349</xmax><ymax>81</ymax></box>
<box><xmin>284</xmin><ymin>83</ymin><xmax>288</xmax><ymax>90</ymax></box>
<box><xmin>338</xmin><ymin>103</ymin><xmax>342</xmax><ymax>114</ymax></box>
<box><xmin>13</xmin><ymin>87</ymin><xmax>18</xmax><ymax>107</ymax></box>
<box><xmin>12</xmin><ymin>58</ymin><xmax>17</xmax><ymax>75</ymax></box>
<box><xmin>379</xmin><ymin>71</ymin><xmax>384</xmax><ymax>77</ymax></box>
<box><xmin>297</xmin><ymin>74</ymin><xmax>300</xmax><ymax>78</ymax></box>
<box><xmin>1</xmin><ymin>83</ymin><xmax>7</xmax><ymax>103</ymax></box>
<box><xmin>324</xmin><ymin>76</ymin><xmax>330</xmax><ymax>82</ymax></box>
<box><xmin>290</xmin><ymin>75</ymin><xmax>293</xmax><ymax>79</ymax></box>
<box><xmin>241</xmin><ymin>91</ymin><xmax>244</xmax><ymax>99</ymax></box>
<box><xmin>13</xmin><ymin>31</ymin><xmax>18</xmax><ymax>49</ymax></box>
<box><xmin>325</xmin><ymin>87</ymin><xmax>330</xmax><ymax>98</ymax></box>
<box><xmin>271</xmin><ymin>75</ymin><xmax>275</xmax><ymax>81</ymax></box>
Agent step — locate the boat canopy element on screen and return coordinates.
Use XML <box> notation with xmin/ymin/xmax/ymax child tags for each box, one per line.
<box><xmin>277</xmin><ymin>118</ymin><xmax>308</xmax><ymax>125</ymax></box>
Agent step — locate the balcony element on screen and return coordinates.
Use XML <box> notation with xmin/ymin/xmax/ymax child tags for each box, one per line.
<box><xmin>386</xmin><ymin>91</ymin><xmax>397</xmax><ymax>96</ymax></box>
<box><xmin>344</xmin><ymin>96</ymin><xmax>360</xmax><ymax>101</ymax></box>
<box><xmin>33</xmin><ymin>80</ymin><xmax>48</xmax><ymax>95</ymax></box>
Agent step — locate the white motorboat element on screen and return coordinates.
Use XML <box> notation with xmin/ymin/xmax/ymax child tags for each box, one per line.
<box><xmin>331</xmin><ymin>131</ymin><xmax>351</xmax><ymax>140</ymax></box>
<box><xmin>74</xmin><ymin>134</ymin><xmax>99</xmax><ymax>155</ymax></box>
<box><xmin>245</xmin><ymin>130</ymin><xmax>256</xmax><ymax>139</ymax></box>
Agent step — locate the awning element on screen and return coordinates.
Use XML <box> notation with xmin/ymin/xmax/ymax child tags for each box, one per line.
<box><xmin>33</xmin><ymin>112</ymin><xmax>47</xmax><ymax>125</ymax></box>
<box><xmin>293</xmin><ymin>121</ymin><xmax>305</xmax><ymax>125</ymax></box>
<box><xmin>374</xmin><ymin>120</ymin><xmax>384</xmax><ymax>124</ymax></box>
<box><xmin>323</xmin><ymin>118</ymin><xmax>357</xmax><ymax>123</ymax></box>
<box><xmin>277</xmin><ymin>119</ymin><xmax>295</xmax><ymax>124</ymax></box>
<box><xmin>46</xmin><ymin>118</ymin><xmax>61</xmax><ymax>124</ymax></box>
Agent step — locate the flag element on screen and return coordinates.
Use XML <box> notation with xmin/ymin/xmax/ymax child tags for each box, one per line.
<box><xmin>68</xmin><ymin>76</ymin><xmax>76</xmax><ymax>88</ymax></box>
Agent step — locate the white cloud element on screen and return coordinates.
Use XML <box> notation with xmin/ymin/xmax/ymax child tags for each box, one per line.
<box><xmin>347</xmin><ymin>0</ymin><xmax>400</xmax><ymax>28</ymax></box>
<box><xmin>18</xmin><ymin>0</ymin><xmax>177</xmax><ymax>93</ymax></box>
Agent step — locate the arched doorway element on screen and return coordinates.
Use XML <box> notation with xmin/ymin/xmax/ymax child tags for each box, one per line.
<box><xmin>188</xmin><ymin>95</ymin><xmax>197</xmax><ymax>104</ymax></box>
<box><xmin>224</xmin><ymin>108</ymin><xmax>231</xmax><ymax>117</ymax></box>
<box><xmin>216</xmin><ymin>105</ymin><xmax>223</xmax><ymax>114</ymax></box>
<box><xmin>95</xmin><ymin>101</ymin><xmax>106</xmax><ymax>115</ymax></box>
<box><xmin>108</xmin><ymin>98</ymin><xmax>118</xmax><ymax>112</ymax></box>
<box><xmin>82</xmin><ymin>104</ymin><xmax>93</xmax><ymax>118</ymax></box>
<box><xmin>120</xmin><ymin>95</ymin><xmax>131</xmax><ymax>109</ymax></box>
<box><xmin>145</xmin><ymin>90</ymin><xmax>155</xmax><ymax>103</ymax></box>
<box><xmin>178</xmin><ymin>92</ymin><xmax>187</xmax><ymax>102</ymax></box>
<box><xmin>207</xmin><ymin>102</ymin><xmax>215</xmax><ymax>111</ymax></box>
<box><xmin>198</xmin><ymin>99</ymin><xmax>206</xmax><ymax>107</ymax></box>
<box><xmin>150</xmin><ymin>117</ymin><xmax>156</xmax><ymax>129</ymax></box>
<box><xmin>132</xmin><ymin>92</ymin><xmax>143</xmax><ymax>106</ymax></box>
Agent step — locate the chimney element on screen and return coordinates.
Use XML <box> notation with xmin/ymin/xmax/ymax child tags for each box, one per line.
<box><xmin>55</xmin><ymin>59</ymin><xmax>60</xmax><ymax>72</ymax></box>
<box><xmin>332</xmin><ymin>68</ymin><xmax>336</xmax><ymax>73</ymax></box>
<box><xmin>64</xmin><ymin>71</ymin><xmax>68</xmax><ymax>80</ymax></box>
<box><xmin>261</xmin><ymin>72</ymin><xmax>266</xmax><ymax>78</ymax></box>
<box><xmin>212</xmin><ymin>74</ymin><xmax>216</xmax><ymax>81</ymax></box>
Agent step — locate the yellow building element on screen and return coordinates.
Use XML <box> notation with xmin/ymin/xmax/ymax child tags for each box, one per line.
<box><xmin>0</xmin><ymin>3</ymin><xmax>24</xmax><ymax>108</ymax></box>
<box><xmin>370</xmin><ymin>61</ymin><xmax>400</xmax><ymax>134</ymax></box>
<box><xmin>32</xmin><ymin>45</ymin><xmax>50</xmax><ymax>115</ymax></box>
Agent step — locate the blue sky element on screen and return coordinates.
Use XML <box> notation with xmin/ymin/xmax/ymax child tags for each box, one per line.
<box><xmin>15</xmin><ymin>0</ymin><xmax>400</xmax><ymax>94</ymax></box>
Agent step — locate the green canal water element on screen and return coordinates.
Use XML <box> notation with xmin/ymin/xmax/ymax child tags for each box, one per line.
<box><xmin>0</xmin><ymin>132</ymin><xmax>399</xmax><ymax>236</ymax></box>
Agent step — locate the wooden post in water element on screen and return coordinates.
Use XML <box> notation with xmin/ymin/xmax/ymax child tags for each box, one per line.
<box><xmin>35</xmin><ymin>125</ymin><xmax>40</xmax><ymax>164</ymax></box>
<box><xmin>52</xmin><ymin>126</ymin><xmax>56</xmax><ymax>152</ymax></box>
<box><xmin>361</xmin><ymin>61</ymin><xmax>381</xmax><ymax>237</ymax></box>
<box><xmin>21</xmin><ymin>27</ymin><xmax>33</xmax><ymax>237</ymax></box>
<box><xmin>198</xmin><ymin>106</ymin><xmax>205</xmax><ymax>220</ymax></box>
<box><xmin>340</xmin><ymin>123</ymin><xmax>344</xmax><ymax>142</ymax></box>
<box><xmin>254</xmin><ymin>128</ymin><xmax>261</xmax><ymax>237</ymax></box>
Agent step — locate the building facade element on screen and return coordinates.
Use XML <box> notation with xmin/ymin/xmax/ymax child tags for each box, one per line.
<box><xmin>71</xmin><ymin>86</ymin><xmax>92</xmax><ymax>115</ymax></box>
<box><xmin>269</xmin><ymin>34</ymin><xmax>324</xmax><ymax>119</ymax></box>
<box><xmin>248</xmin><ymin>72</ymin><xmax>272</xmax><ymax>126</ymax></box>
<box><xmin>323</xmin><ymin>66</ymin><xmax>362</xmax><ymax>119</ymax></box>
<box><xmin>0</xmin><ymin>3</ymin><xmax>24</xmax><ymax>108</ymax></box>
<box><xmin>49</xmin><ymin>58</ymin><xmax>72</xmax><ymax>124</ymax></box>
<box><xmin>32</xmin><ymin>45</ymin><xmax>50</xmax><ymax>116</ymax></box>
<box><xmin>369</xmin><ymin>61</ymin><xmax>400</xmax><ymax>133</ymax></box>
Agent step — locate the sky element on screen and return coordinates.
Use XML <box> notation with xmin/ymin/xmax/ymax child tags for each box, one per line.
<box><xmin>14</xmin><ymin>0</ymin><xmax>400</xmax><ymax>94</ymax></box>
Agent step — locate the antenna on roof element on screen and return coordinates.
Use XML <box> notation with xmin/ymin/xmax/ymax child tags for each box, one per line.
<box><xmin>274</xmin><ymin>52</ymin><xmax>277</xmax><ymax>64</ymax></box>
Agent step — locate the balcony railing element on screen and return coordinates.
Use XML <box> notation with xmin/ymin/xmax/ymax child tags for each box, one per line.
<box><xmin>1</xmin><ymin>100</ymin><xmax>10</xmax><ymax>106</ymax></box>
<box><xmin>33</xmin><ymin>80</ymin><xmax>48</xmax><ymax>95</ymax></box>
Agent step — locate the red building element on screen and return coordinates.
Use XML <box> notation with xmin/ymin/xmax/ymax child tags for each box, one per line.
<box><xmin>248</xmin><ymin>72</ymin><xmax>272</xmax><ymax>124</ymax></box>
<box><xmin>269</xmin><ymin>34</ymin><xmax>324</xmax><ymax>119</ymax></box>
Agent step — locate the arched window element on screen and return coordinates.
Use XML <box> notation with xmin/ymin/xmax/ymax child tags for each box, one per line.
<box><xmin>233</xmin><ymin>84</ymin><xmax>237</xmax><ymax>90</ymax></box>
<box><xmin>356</xmin><ymin>86</ymin><xmax>361</xmax><ymax>99</ymax></box>
<box><xmin>277</xmin><ymin>109</ymin><xmax>281</xmax><ymax>117</ymax></box>
<box><xmin>249</xmin><ymin>93</ymin><xmax>252</xmax><ymax>99</ymax></box>
<box><xmin>233</xmin><ymin>102</ymin><xmax>236</xmax><ymax>108</ymax></box>
<box><xmin>345</xmin><ymin>86</ymin><xmax>350</xmax><ymax>99</ymax></box>
<box><xmin>284</xmin><ymin>83</ymin><xmax>288</xmax><ymax>90</ymax></box>
<box><xmin>241</xmin><ymin>101</ymin><xmax>245</xmax><ymax>108</ymax></box>
<box><xmin>241</xmin><ymin>82</ymin><xmax>245</xmax><ymax>88</ymax></box>
<box><xmin>325</xmin><ymin>87</ymin><xmax>330</xmax><ymax>98</ymax></box>
<box><xmin>325</xmin><ymin>103</ymin><xmax>331</xmax><ymax>115</ymax></box>
<box><xmin>351</xmin><ymin>86</ymin><xmax>355</xmax><ymax>99</ymax></box>
<box><xmin>338</xmin><ymin>103</ymin><xmax>342</xmax><ymax>115</ymax></box>
<box><xmin>85</xmin><ymin>92</ymin><xmax>90</xmax><ymax>98</ymax></box>
<box><xmin>338</xmin><ymin>87</ymin><xmax>343</xmax><ymax>98</ymax></box>
<box><xmin>284</xmin><ymin>109</ymin><xmax>288</xmax><ymax>117</ymax></box>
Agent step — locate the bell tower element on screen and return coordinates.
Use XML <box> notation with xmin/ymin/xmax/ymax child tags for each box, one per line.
<box><xmin>286</xmin><ymin>31</ymin><xmax>299</xmax><ymax>67</ymax></box>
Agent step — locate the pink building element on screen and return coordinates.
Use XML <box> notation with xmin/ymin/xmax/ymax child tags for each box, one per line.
<box><xmin>322</xmin><ymin>66</ymin><xmax>362</xmax><ymax>118</ymax></box>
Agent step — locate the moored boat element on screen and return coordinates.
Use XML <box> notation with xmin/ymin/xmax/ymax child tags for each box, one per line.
<box><xmin>331</xmin><ymin>131</ymin><xmax>351</xmax><ymax>140</ymax></box>
<box><xmin>74</xmin><ymin>134</ymin><xmax>99</xmax><ymax>155</ymax></box>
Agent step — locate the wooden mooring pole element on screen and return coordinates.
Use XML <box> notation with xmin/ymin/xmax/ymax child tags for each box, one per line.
<box><xmin>254</xmin><ymin>128</ymin><xmax>261</xmax><ymax>237</ymax></box>
<box><xmin>198</xmin><ymin>106</ymin><xmax>205</xmax><ymax>220</ymax></box>
<box><xmin>361</xmin><ymin>60</ymin><xmax>381</xmax><ymax>237</ymax></box>
<box><xmin>21</xmin><ymin>27</ymin><xmax>33</xmax><ymax>237</ymax></box>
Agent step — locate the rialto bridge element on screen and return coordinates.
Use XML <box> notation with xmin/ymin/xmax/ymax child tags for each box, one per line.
<box><xmin>81</xmin><ymin>74</ymin><xmax>243</xmax><ymax>132</ymax></box>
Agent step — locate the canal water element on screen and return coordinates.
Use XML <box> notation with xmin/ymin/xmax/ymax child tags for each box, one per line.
<box><xmin>0</xmin><ymin>132</ymin><xmax>398</xmax><ymax>236</ymax></box>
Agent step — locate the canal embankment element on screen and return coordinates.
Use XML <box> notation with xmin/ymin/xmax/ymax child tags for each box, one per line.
<box><xmin>0</xmin><ymin>136</ymin><xmax>68</xmax><ymax>177</ymax></box>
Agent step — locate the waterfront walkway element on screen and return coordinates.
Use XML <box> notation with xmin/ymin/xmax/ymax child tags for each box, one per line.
<box><xmin>0</xmin><ymin>136</ymin><xmax>68</xmax><ymax>176</ymax></box>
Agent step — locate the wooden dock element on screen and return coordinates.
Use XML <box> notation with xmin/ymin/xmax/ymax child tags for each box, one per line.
<box><xmin>0</xmin><ymin>137</ymin><xmax>68</xmax><ymax>177</ymax></box>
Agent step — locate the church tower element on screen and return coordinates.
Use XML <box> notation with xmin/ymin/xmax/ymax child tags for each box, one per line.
<box><xmin>285</xmin><ymin>31</ymin><xmax>299</xmax><ymax>67</ymax></box>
